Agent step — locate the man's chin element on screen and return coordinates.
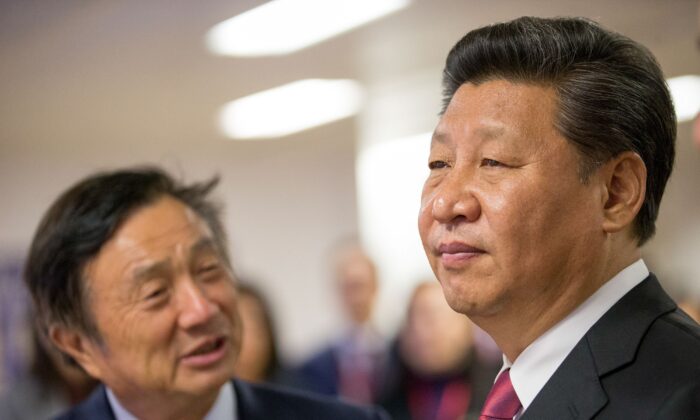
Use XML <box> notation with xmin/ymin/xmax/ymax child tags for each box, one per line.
<box><xmin>442</xmin><ymin>285</ymin><xmax>502</xmax><ymax>318</ymax></box>
<box><xmin>176</xmin><ymin>365</ymin><xmax>236</xmax><ymax>396</ymax></box>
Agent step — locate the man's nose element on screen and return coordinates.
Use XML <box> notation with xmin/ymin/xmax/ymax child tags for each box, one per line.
<box><xmin>177</xmin><ymin>279</ymin><xmax>218</xmax><ymax>329</ymax></box>
<box><xmin>429</xmin><ymin>170</ymin><xmax>481</xmax><ymax>224</ymax></box>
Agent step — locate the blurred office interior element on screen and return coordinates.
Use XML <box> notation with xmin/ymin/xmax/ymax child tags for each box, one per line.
<box><xmin>1</xmin><ymin>0</ymin><xmax>699</xmax><ymax>396</ymax></box>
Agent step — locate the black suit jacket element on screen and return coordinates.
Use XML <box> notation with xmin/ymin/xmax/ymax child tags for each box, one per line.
<box><xmin>53</xmin><ymin>379</ymin><xmax>389</xmax><ymax>420</ymax></box>
<box><xmin>520</xmin><ymin>274</ymin><xmax>700</xmax><ymax>420</ymax></box>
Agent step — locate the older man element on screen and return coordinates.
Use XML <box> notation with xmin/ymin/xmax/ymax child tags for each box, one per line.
<box><xmin>24</xmin><ymin>167</ymin><xmax>388</xmax><ymax>420</ymax></box>
<box><xmin>418</xmin><ymin>17</ymin><xmax>700</xmax><ymax>419</ymax></box>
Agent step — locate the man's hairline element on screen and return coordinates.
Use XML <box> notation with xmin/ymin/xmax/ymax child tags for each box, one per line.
<box><xmin>441</xmin><ymin>78</ymin><xmax>602</xmax><ymax>178</ymax></box>
<box><xmin>60</xmin><ymin>192</ymin><xmax>229</xmax><ymax>339</ymax></box>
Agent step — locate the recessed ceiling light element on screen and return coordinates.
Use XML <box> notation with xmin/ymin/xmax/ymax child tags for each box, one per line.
<box><xmin>206</xmin><ymin>0</ymin><xmax>410</xmax><ymax>57</ymax></box>
<box><xmin>218</xmin><ymin>79</ymin><xmax>364</xmax><ymax>139</ymax></box>
<box><xmin>667</xmin><ymin>75</ymin><xmax>700</xmax><ymax>123</ymax></box>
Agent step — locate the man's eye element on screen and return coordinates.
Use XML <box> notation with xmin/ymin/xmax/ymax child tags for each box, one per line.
<box><xmin>144</xmin><ymin>288</ymin><xmax>166</xmax><ymax>300</ymax></box>
<box><xmin>428</xmin><ymin>160</ymin><xmax>449</xmax><ymax>170</ymax></box>
<box><xmin>198</xmin><ymin>263</ymin><xmax>220</xmax><ymax>274</ymax></box>
<box><xmin>197</xmin><ymin>263</ymin><xmax>225</xmax><ymax>282</ymax></box>
<box><xmin>481</xmin><ymin>158</ymin><xmax>504</xmax><ymax>167</ymax></box>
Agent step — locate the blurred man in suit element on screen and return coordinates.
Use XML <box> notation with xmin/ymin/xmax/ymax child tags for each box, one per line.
<box><xmin>296</xmin><ymin>241</ymin><xmax>386</xmax><ymax>404</ymax></box>
<box><xmin>418</xmin><ymin>17</ymin><xmax>700</xmax><ymax>419</ymax></box>
<box><xmin>25</xmin><ymin>167</ymin><xmax>388</xmax><ymax>420</ymax></box>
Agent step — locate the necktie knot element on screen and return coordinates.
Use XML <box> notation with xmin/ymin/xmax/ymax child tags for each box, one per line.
<box><xmin>480</xmin><ymin>369</ymin><xmax>522</xmax><ymax>420</ymax></box>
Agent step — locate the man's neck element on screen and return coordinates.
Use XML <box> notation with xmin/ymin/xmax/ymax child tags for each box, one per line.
<box><xmin>477</xmin><ymin>245</ymin><xmax>642</xmax><ymax>362</ymax></box>
<box><xmin>107</xmin><ymin>385</ymin><xmax>221</xmax><ymax>420</ymax></box>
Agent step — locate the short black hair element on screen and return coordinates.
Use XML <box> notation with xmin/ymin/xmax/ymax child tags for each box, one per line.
<box><xmin>24</xmin><ymin>166</ymin><xmax>229</xmax><ymax>339</ymax></box>
<box><xmin>442</xmin><ymin>16</ymin><xmax>676</xmax><ymax>245</ymax></box>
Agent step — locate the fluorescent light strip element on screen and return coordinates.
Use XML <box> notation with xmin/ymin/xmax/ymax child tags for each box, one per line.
<box><xmin>668</xmin><ymin>75</ymin><xmax>700</xmax><ymax>123</ymax></box>
<box><xmin>206</xmin><ymin>0</ymin><xmax>410</xmax><ymax>57</ymax></box>
<box><xmin>219</xmin><ymin>79</ymin><xmax>364</xmax><ymax>139</ymax></box>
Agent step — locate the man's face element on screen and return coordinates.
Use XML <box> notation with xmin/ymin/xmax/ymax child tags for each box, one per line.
<box><xmin>79</xmin><ymin>196</ymin><xmax>241</xmax><ymax>400</ymax></box>
<box><xmin>335</xmin><ymin>249</ymin><xmax>377</xmax><ymax>324</ymax></box>
<box><xmin>418</xmin><ymin>80</ymin><xmax>606</xmax><ymax>320</ymax></box>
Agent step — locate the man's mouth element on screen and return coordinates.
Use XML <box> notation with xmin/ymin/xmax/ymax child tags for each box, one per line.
<box><xmin>189</xmin><ymin>338</ymin><xmax>224</xmax><ymax>355</ymax></box>
<box><xmin>437</xmin><ymin>242</ymin><xmax>486</xmax><ymax>268</ymax></box>
<box><xmin>181</xmin><ymin>337</ymin><xmax>228</xmax><ymax>367</ymax></box>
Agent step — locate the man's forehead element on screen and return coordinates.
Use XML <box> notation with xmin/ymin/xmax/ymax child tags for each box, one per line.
<box><xmin>128</xmin><ymin>238</ymin><xmax>219</xmax><ymax>280</ymax></box>
<box><xmin>90</xmin><ymin>197</ymin><xmax>215</xmax><ymax>272</ymax></box>
<box><xmin>433</xmin><ymin>81</ymin><xmax>558</xmax><ymax>146</ymax></box>
<box><xmin>432</xmin><ymin>122</ymin><xmax>506</xmax><ymax>146</ymax></box>
<box><xmin>445</xmin><ymin>80</ymin><xmax>556</xmax><ymax>115</ymax></box>
<box><xmin>116</xmin><ymin>197</ymin><xmax>210</xmax><ymax>242</ymax></box>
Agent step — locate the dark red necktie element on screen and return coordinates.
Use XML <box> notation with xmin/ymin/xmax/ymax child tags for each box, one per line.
<box><xmin>480</xmin><ymin>369</ymin><xmax>522</xmax><ymax>420</ymax></box>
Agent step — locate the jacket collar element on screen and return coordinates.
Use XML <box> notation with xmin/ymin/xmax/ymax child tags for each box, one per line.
<box><xmin>520</xmin><ymin>274</ymin><xmax>676</xmax><ymax>420</ymax></box>
<box><xmin>71</xmin><ymin>385</ymin><xmax>116</xmax><ymax>420</ymax></box>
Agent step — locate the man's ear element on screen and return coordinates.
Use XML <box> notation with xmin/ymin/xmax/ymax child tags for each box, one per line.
<box><xmin>600</xmin><ymin>151</ymin><xmax>646</xmax><ymax>234</ymax></box>
<box><xmin>49</xmin><ymin>324</ymin><xmax>103</xmax><ymax>380</ymax></box>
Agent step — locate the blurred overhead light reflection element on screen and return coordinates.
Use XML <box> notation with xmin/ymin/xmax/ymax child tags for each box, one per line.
<box><xmin>218</xmin><ymin>79</ymin><xmax>364</xmax><ymax>139</ymax></box>
<box><xmin>667</xmin><ymin>75</ymin><xmax>700</xmax><ymax>123</ymax></box>
<box><xmin>356</xmin><ymin>131</ymin><xmax>433</xmax><ymax>293</ymax></box>
<box><xmin>206</xmin><ymin>0</ymin><xmax>410</xmax><ymax>57</ymax></box>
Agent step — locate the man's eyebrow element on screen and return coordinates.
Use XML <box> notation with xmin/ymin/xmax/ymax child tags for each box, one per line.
<box><xmin>132</xmin><ymin>260</ymin><xmax>171</xmax><ymax>283</ymax></box>
<box><xmin>190</xmin><ymin>237</ymin><xmax>218</xmax><ymax>256</ymax></box>
<box><xmin>130</xmin><ymin>239</ymin><xmax>221</xmax><ymax>283</ymax></box>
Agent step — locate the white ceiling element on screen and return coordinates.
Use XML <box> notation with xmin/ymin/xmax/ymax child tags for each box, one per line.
<box><xmin>1</xmin><ymin>0</ymin><xmax>698</xmax><ymax>153</ymax></box>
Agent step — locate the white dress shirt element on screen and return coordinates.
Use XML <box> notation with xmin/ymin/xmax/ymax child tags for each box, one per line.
<box><xmin>498</xmin><ymin>259</ymin><xmax>649</xmax><ymax>419</ymax></box>
<box><xmin>106</xmin><ymin>381</ymin><xmax>236</xmax><ymax>420</ymax></box>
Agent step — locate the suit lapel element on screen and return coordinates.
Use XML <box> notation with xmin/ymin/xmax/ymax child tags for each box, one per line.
<box><xmin>519</xmin><ymin>338</ymin><xmax>607</xmax><ymax>420</ymax></box>
<box><xmin>584</xmin><ymin>274</ymin><xmax>675</xmax><ymax>376</ymax></box>
<box><xmin>520</xmin><ymin>274</ymin><xmax>676</xmax><ymax>420</ymax></box>
<box><xmin>233</xmin><ymin>379</ymin><xmax>255</xmax><ymax>419</ymax></box>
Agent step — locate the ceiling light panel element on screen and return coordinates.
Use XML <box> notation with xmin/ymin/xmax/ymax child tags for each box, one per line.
<box><xmin>219</xmin><ymin>79</ymin><xmax>364</xmax><ymax>139</ymax></box>
<box><xmin>206</xmin><ymin>0</ymin><xmax>410</xmax><ymax>57</ymax></box>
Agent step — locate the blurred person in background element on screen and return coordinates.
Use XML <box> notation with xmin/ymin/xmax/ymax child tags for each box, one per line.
<box><xmin>378</xmin><ymin>281</ymin><xmax>499</xmax><ymax>420</ymax></box>
<box><xmin>419</xmin><ymin>17</ymin><xmax>700</xmax><ymax>418</ymax></box>
<box><xmin>678</xmin><ymin>299</ymin><xmax>700</xmax><ymax>323</ymax></box>
<box><xmin>674</xmin><ymin>284</ymin><xmax>700</xmax><ymax>323</ymax></box>
<box><xmin>0</xmin><ymin>325</ymin><xmax>98</xmax><ymax>420</ymax></box>
<box><xmin>295</xmin><ymin>240</ymin><xmax>386</xmax><ymax>404</ymax></box>
<box><xmin>666</xmin><ymin>278</ymin><xmax>700</xmax><ymax>324</ymax></box>
<box><xmin>23</xmin><ymin>167</ymin><xmax>388</xmax><ymax>420</ymax></box>
<box><xmin>233</xmin><ymin>282</ymin><xmax>292</xmax><ymax>385</ymax></box>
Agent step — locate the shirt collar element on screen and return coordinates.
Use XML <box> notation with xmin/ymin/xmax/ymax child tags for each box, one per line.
<box><xmin>106</xmin><ymin>381</ymin><xmax>237</xmax><ymax>420</ymax></box>
<box><xmin>502</xmin><ymin>259</ymin><xmax>649</xmax><ymax>412</ymax></box>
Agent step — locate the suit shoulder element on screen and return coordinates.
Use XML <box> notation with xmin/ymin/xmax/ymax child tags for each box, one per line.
<box><xmin>52</xmin><ymin>405</ymin><xmax>92</xmax><ymax>420</ymax></box>
<box><xmin>51</xmin><ymin>386</ymin><xmax>113</xmax><ymax>420</ymax></box>
<box><xmin>235</xmin><ymin>380</ymin><xmax>388</xmax><ymax>420</ymax></box>
<box><xmin>300</xmin><ymin>346</ymin><xmax>336</xmax><ymax>367</ymax></box>
<box><xmin>652</xmin><ymin>309</ymin><xmax>700</xmax><ymax>354</ymax></box>
<box><xmin>659</xmin><ymin>309</ymin><xmax>700</xmax><ymax>337</ymax></box>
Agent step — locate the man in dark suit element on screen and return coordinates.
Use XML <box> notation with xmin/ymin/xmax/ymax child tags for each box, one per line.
<box><xmin>417</xmin><ymin>16</ymin><xmax>700</xmax><ymax>419</ymax></box>
<box><xmin>24</xmin><ymin>167</ymin><xmax>388</xmax><ymax>420</ymax></box>
<box><xmin>296</xmin><ymin>241</ymin><xmax>386</xmax><ymax>404</ymax></box>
